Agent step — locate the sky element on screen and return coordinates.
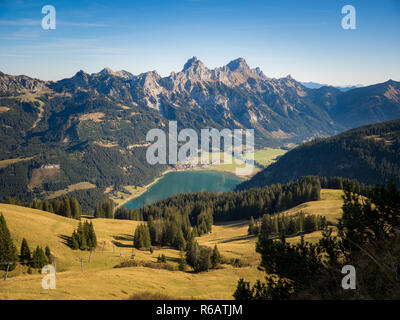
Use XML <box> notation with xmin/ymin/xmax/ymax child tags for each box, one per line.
<box><xmin>0</xmin><ymin>0</ymin><xmax>399</xmax><ymax>86</ymax></box>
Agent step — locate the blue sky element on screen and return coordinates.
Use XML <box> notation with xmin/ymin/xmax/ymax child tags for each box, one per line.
<box><xmin>0</xmin><ymin>0</ymin><xmax>399</xmax><ymax>86</ymax></box>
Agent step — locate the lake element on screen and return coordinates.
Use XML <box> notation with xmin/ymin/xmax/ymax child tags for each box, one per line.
<box><xmin>124</xmin><ymin>170</ymin><xmax>244</xmax><ymax>209</ymax></box>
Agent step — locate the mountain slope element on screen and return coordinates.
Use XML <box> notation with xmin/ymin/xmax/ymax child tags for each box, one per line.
<box><xmin>1</xmin><ymin>58</ymin><xmax>399</xmax><ymax>210</ymax></box>
<box><xmin>329</xmin><ymin>80</ymin><xmax>400</xmax><ymax>128</ymax></box>
<box><xmin>237</xmin><ymin>119</ymin><xmax>400</xmax><ymax>190</ymax></box>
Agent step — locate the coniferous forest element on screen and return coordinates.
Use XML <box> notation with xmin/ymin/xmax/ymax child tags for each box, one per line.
<box><xmin>1</xmin><ymin>213</ymin><xmax>53</xmax><ymax>271</ymax></box>
<box><xmin>3</xmin><ymin>196</ymin><xmax>82</xmax><ymax>220</ymax></box>
<box><xmin>238</xmin><ymin>119</ymin><xmax>400</xmax><ymax>190</ymax></box>
<box><xmin>234</xmin><ymin>181</ymin><xmax>400</xmax><ymax>299</ymax></box>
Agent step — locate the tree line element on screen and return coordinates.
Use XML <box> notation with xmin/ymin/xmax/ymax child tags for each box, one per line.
<box><xmin>94</xmin><ymin>199</ymin><xmax>115</xmax><ymax>218</ymax></box>
<box><xmin>234</xmin><ymin>180</ymin><xmax>400</xmax><ymax>299</ymax></box>
<box><xmin>0</xmin><ymin>213</ymin><xmax>52</xmax><ymax>272</ymax></box>
<box><xmin>70</xmin><ymin>221</ymin><xmax>97</xmax><ymax>250</ymax></box>
<box><xmin>248</xmin><ymin>212</ymin><xmax>327</xmax><ymax>237</ymax></box>
<box><xmin>185</xmin><ymin>236</ymin><xmax>221</xmax><ymax>272</ymax></box>
<box><xmin>115</xmin><ymin>206</ymin><xmax>144</xmax><ymax>220</ymax></box>
<box><xmin>123</xmin><ymin>176</ymin><xmax>324</xmax><ymax>227</ymax></box>
<box><xmin>131</xmin><ymin>219</ymin><xmax>221</xmax><ymax>273</ymax></box>
<box><xmin>3</xmin><ymin>196</ymin><xmax>82</xmax><ymax>220</ymax></box>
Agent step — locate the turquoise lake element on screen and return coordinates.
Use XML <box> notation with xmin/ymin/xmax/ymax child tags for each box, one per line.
<box><xmin>124</xmin><ymin>170</ymin><xmax>244</xmax><ymax>209</ymax></box>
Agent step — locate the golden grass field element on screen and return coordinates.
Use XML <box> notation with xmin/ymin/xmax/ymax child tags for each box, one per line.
<box><xmin>0</xmin><ymin>189</ymin><xmax>344</xmax><ymax>300</ymax></box>
<box><xmin>45</xmin><ymin>182</ymin><xmax>96</xmax><ymax>200</ymax></box>
<box><xmin>0</xmin><ymin>157</ymin><xmax>35</xmax><ymax>169</ymax></box>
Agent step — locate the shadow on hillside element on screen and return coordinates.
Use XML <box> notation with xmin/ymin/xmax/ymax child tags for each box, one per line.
<box><xmin>112</xmin><ymin>234</ymin><xmax>134</xmax><ymax>248</ymax></box>
<box><xmin>218</xmin><ymin>234</ymin><xmax>255</xmax><ymax>244</ymax></box>
<box><xmin>81</xmin><ymin>215</ymin><xmax>95</xmax><ymax>220</ymax></box>
<box><xmin>113</xmin><ymin>234</ymin><xmax>134</xmax><ymax>241</ymax></box>
<box><xmin>58</xmin><ymin>234</ymin><xmax>72</xmax><ymax>248</ymax></box>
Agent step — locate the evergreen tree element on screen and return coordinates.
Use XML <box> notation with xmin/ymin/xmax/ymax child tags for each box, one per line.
<box><xmin>157</xmin><ymin>254</ymin><xmax>167</xmax><ymax>263</ymax></box>
<box><xmin>20</xmin><ymin>238</ymin><xmax>31</xmax><ymax>264</ymax></box>
<box><xmin>233</xmin><ymin>279</ymin><xmax>254</xmax><ymax>300</ymax></box>
<box><xmin>94</xmin><ymin>204</ymin><xmax>104</xmax><ymax>218</ymax></box>
<box><xmin>134</xmin><ymin>224</ymin><xmax>151</xmax><ymax>249</ymax></box>
<box><xmin>248</xmin><ymin>216</ymin><xmax>257</xmax><ymax>235</ymax></box>
<box><xmin>178</xmin><ymin>251</ymin><xmax>187</xmax><ymax>271</ymax></box>
<box><xmin>71</xmin><ymin>231</ymin><xmax>79</xmax><ymax>250</ymax></box>
<box><xmin>88</xmin><ymin>221</ymin><xmax>97</xmax><ymax>249</ymax></box>
<box><xmin>173</xmin><ymin>228</ymin><xmax>186</xmax><ymax>250</ymax></box>
<box><xmin>70</xmin><ymin>198</ymin><xmax>82</xmax><ymax>220</ymax></box>
<box><xmin>32</xmin><ymin>246</ymin><xmax>47</xmax><ymax>269</ymax></box>
<box><xmin>70</xmin><ymin>221</ymin><xmax>97</xmax><ymax>251</ymax></box>
<box><xmin>62</xmin><ymin>198</ymin><xmax>72</xmax><ymax>218</ymax></box>
<box><xmin>260</xmin><ymin>214</ymin><xmax>271</xmax><ymax>235</ymax></box>
<box><xmin>211</xmin><ymin>245</ymin><xmax>221</xmax><ymax>268</ymax></box>
<box><xmin>0</xmin><ymin>213</ymin><xmax>18</xmax><ymax>271</ymax></box>
<box><xmin>197</xmin><ymin>247</ymin><xmax>211</xmax><ymax>272</ymax></box>
<box><xmin>45</xmin><ymin>246</ymin><xmax>52</xmax><ymax>264</ymax></box>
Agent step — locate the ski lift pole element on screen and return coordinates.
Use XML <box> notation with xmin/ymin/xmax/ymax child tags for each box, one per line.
<box><xmin>3</xmin><ymin>262</ymin><xmax>12</xmax><ymax>281</ymax></box>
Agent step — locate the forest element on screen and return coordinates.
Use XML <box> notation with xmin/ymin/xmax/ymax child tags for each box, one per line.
<box><xmin>234</xmin><ymin>181</ymin><xmax>400</xmax><ymax>299</ymax></box>
<box><xmin>237</xmin><ymin>119</ymin><xmax>400</xmax><ymax>190</ymax></box>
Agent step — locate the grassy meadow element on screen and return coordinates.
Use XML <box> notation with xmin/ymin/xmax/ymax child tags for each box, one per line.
<box><xmin>0</xmin><ymin>189</ymin><xmax>343</xmax><ymax>300</ymax></box>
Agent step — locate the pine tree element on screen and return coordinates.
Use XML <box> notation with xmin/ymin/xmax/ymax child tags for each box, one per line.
<box><xmin>173</xmin><ymin>228</ymin><xmax>186</xmax><ymax>250</ymax></box>
<box><xmin>94</xmin><ymin>204</ymin><xmax>104</xmax><ymax>218</ymax></box>
<box><xmin>62</xmin><ymin>198</ymin><xmax>72</xmax><ymax>218</ymax></box>
<box><xmin>178</xmin><ymin>251</ymin><xmax>187</xmax><ymax>271</ymax></box>
<box><xmin>248</xmin><ymin>216</ymin><xmax>256</xmax><ymax>235</ymax></box>
<box><xmin>260</xmin><ymin>214</ymin><xmax>271</xmax><ymax>235</ymax></box>
<box><xmin>32</xmin><ymin>246</ymin><xmax>47</xmax><ymax>269</ymax></box>
<box><xmin>70</xmin><ymin>198</ymin><xmax>82</xmax><ymax>220</ymax></box>
<box><xmin>134</xmin><ymin>224</ymin><xmax>151</xmax><ymax>249</ymax></box>
<box><xmin>71</xmin><ymin>231</ymin><xmax>79</xmax><ymax>250</ymax></box>
<box><xmin>274</xmin><ymin>215</ymin><xmax>279</xmax><ymax>234</ymax></box>
<box><xmin>211</xmin><ymin>245</ymin><xmax>221</xmax><ymax>268</ymax></box>
<box><xmin>70</xmin><ymin>221</ymin><xmax>96</xmax><ymax>251</ymax></box>
<box><xmin>0</xmin><ymin>213</ymin><xmax>18</xmax><ymax>270</ymax></box>
<box><xmin>80</xmin><ymin>233</ymin><xmax>87</xmax><ymax>250</ymax></box>
<box><xmin>20</xmin><ymin>238</ymin><xmax>31</xmax><ymax>264</ymax></box>
<box><xmin>185</xmin><ymin>236</ymin><xmax>197</xmax><ymax>267</ymax></box>
<box><xmin>197</xmin><ymin>247</ymin><xmax>211</xmax><ymax>272</ymax></box>
<box><xmin>45</xmin><ymin>246</ymin><xmax>52</xmax><ymax>264</ymax></box>
<box><xmin>104</xmin><ymin>200</ymin><xmax>114</xmax><ymax>219</ymax></box>
<box><xmin>157</xmin><ymin>254</ymin><xmax>167</xmax><ymax>263</ymax></box>
<box><xmin>88</xmin><ymin>221</ymin><xmax>97</xmax><ymax>249</ymax></box>
<box><xmin>233</xmin><ymin>279</ymin><xmax>253</xmax><ymax>300</ymax></box>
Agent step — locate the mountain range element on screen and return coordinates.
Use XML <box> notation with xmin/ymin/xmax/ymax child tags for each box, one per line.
<box><xmin>300</xmin><ymin>81</ymin><xmax>363</xmax><ymax>92</ymax></box>
<box><xmin>1</xmin><ymin>57</ymin><xmax>399</xmax><ymax>209</ymax></box>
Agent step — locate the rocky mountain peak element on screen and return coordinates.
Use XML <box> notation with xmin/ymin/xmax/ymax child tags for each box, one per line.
<box><xmin>182</xmin><ymin>56</ymin><xmax>204</xmax><ymax>71</ymax></box>
<box><xmin>226</xmin><ymin>57</ymin><xmax>250</xmax><ymax>72</ymax></box>
<box><xmin>180</xmin><ymin>56</ymin><xmax>210</xmax><ymax>81</ymax></box>
<box><xmin>100</xmin><ymin>67</ymin><xmax>114</xmax><ymax>74</ymax></box>
<box><xmin>98</xmin><ymin>67</ymin><xmax>133</xmax><ymax>79</ymax></box>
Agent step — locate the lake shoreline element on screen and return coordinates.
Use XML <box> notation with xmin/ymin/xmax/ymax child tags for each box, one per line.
<box><xmin>114</xmin><ymin>168</ymin><xmax>174</xmax><ymax>211</ymax></box>
<box><xmin>114</xmin><ymin>167</ymin><xmax>246</xmax><ymax>211</ymax></box>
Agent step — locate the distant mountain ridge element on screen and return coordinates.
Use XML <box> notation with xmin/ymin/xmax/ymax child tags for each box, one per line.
<box><xmin>301</xmin><ymin>81</ymin><xmax>363</xmax><ymax>92</ymax></box>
